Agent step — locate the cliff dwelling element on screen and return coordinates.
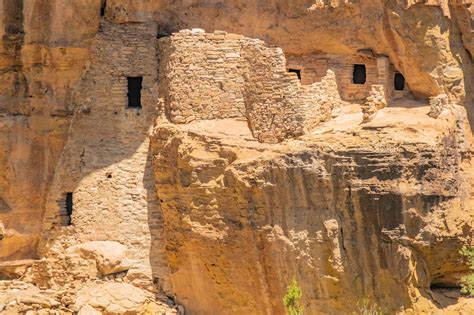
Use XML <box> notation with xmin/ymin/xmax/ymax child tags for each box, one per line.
<box><xmin>0</xmin><ymin>1</ymin><xmax>473</xmax><ymax>314</ymax></box>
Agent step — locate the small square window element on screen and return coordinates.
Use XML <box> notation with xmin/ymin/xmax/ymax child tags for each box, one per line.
<box><xmin>288</xmin><ymin>68</ymin><xmax>301</xmax><ymax>81</ymax></box>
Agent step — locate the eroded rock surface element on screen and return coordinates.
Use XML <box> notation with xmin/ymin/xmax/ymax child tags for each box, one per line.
<box><xmin>66</xmin><ymin>241</ymin><xmax>131</xmax><ymax>276</ymax></box>
<box><xmin>0</xmin><ymin>1</ymin><xmax>472</xmax><ymax>314</ymax></box>
<box><xmin>0</xmin><ymin>279</ymin><xmax>177</xmax><ymax>315</ymax></box>
<box><xmin>151</xmin><ymin>104</ymin><xmax>474</xmax><ymax>314</ymax></box>
<box><xmin>0</xmin><ymin>241</ymin><xmax>178</xmax><ymax>314</ymax></box>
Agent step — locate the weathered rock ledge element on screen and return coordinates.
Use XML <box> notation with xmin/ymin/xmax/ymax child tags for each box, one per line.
<box><xmin>151</xmin><ymin>104</ymin><xmax>474</xmax><ymax>314</ymax></box>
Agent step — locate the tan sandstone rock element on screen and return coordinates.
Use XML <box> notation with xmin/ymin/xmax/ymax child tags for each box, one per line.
<box><xmin>78</xmin><ymin>304</ymin><xmax>102</xmax><ymax>315</ymax></box>
<box><xmin>0</xmin><ymin>1</ymin><xmax>472</xmax><ymax>314</ymax></box>
<box><xmin>72</xmin><ymin>282</ymin><xmax>153</xmax><ymax>314</ymax></box>
<box><xmin>151</xmin><ymin>102</ymin><xmax>473</xmax><ymax>314</ymax></box>
<box><xmin>66</xmin><ymin>241</ymin><xmax>131</xmax><ymax>276</ymax></box>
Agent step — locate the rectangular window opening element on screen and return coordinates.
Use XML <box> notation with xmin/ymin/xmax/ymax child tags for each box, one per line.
<box><xmin>127</xmin><ymin>77</ymin><xmax>143</xmax><ymax>108</ymax></box>
<box><xmin>100</xmin><ymin>0</ymin><xmax>106</xmax><ymax>17</ymax></box>
<box><xmin>394</xmin><ymin>72</ymin><xmax>405</xmax><ymax>91</ymax></box>
<box><xmin>353</xmin><ymin>64</ymin><xmax>366</xmax><ymax>85</ymax></box>
<box><xmin>64</xmin><ymin>192</ymin><xmax>73</xmax><ymax>226</ymax></box>
<box><xmin>288</xmin><ymin>68</ymin><xmax>301</xmax><ymax>81</ymax></box>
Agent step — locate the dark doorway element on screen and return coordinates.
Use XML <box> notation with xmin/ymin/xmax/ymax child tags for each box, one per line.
<box><xmin>127</xmin><ymin>77</ymin><xmax>143</xmax><ymax>108</ymax></box>
<box><xmin>100</xmin><ymin>0</ymin><xmax>107</xmax><ymax>17</ymax></box>
<box><xmin>288</xmin><ymin>69</ymin><xmax>301</xmax><ymax>81</ymax></box>
<box><xmin>394</xmin><ymin>72</ymin><xmax>405</xmax><ymax>91</ymax></box>
<box><xmin>157</xmin><ymin>32</ymin><xmax>170</xmax><ymax>39</ymax></box>
<box><xmin>66</xmin><ymin>192</ymin><xmax>73</xmax><ymax>226</ymax></box>
<box><xmin>157</xmin><ymin>25</ymin><xmax>172</xmax><ymax>39</ymax></box>
<box><xmin>353</xmin><ymin>64</ymin><xmax>366</xmax><ymax>85</ymax></box>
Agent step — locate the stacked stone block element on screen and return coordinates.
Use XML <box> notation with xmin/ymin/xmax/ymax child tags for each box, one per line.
<box><xmin>159</xmin><ymin>31</ymin><xmax>343</xmax><ymax>143</ymax></box>
<box><xmin>362</xmin><ymin>85</ymin><xmax>388</xmax><ymax>122</ymax></box>
<box><xmin>300</xmin><ymin>70</ymin><xmax>342</xmax><ymax>131</ymax></box>
<box><xmin>428</xmin><ymin>94</ymin><xmax>450</xmax><ymax>118</ymax></box>
<box><xmin>240</xmin><ymin>43</ymin><xmax>341</xmax><ymax>143</ymax></box>
<box><xmin>39</xmin><ymin>21</ymin><xmax>170</xmax><ymax>294</ymax></box>
<box><xmin>158</xmin><ymin>29</ymin><xmax>247</xmax><ymax>123</ymax></box>
<box><xmin>287</xmin><ymin>53</ymin><xmax>381</xmax><ymax>101</ymax></box>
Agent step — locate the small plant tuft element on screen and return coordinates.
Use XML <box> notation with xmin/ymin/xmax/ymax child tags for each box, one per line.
<box><xmin>283</xmin><ymin>279</ymin><xmax>304</xmax><ymax>315</ymax></box>
<box><xmin>460</xmin><ymin>247</ymin><xmax>474</xmax><ymax>296</ymax></box>
<box><xmin>353</xmin><ymin>299</ymin><xmax>384</xmax><ymax>315</ymax></box>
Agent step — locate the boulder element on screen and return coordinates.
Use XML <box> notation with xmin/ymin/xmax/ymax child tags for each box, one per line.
<box><xmin>78</xmin><ymin>304</ymin><xmax>102</xmax><ymax>315</ymax></box>
<box><xmin>73</xmin><ymin>282</ymin><xmax>151</xmax><ymax>314</ymax></box>
<box><xmin>66</xmin><ymin>241</ymin><xmax>131</xmax><ymax>275</ymax></box>
<box><xmin>0</xmin><ymin>259</ymin><xmax>34</xmax><ymax>280</ymax></box>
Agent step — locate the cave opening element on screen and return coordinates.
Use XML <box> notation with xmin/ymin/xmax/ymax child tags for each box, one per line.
<box><xmin>127</xmin><ymin>77</ymin><xmax>143</xmax><ymax>108</ymax></box>
<box><xmin>288</xmin><ymin>68</ymin><xmax>301</xmax><ymax>81</ymax></box>
<box><xmin>394</xmin><ymin>72</ymin><xmax>405</xmax><ymax>91</ymax></box>
<box><xmin>353</xmin><ymin>64</ymin><xmax>366</xmax><ymax>85</ymax></box>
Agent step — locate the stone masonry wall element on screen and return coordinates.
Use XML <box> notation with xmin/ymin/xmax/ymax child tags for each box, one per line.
<box><xmin>287</xmin><ymin>53</ymin><xmax>397</xmax><ymax>101</ymax></box>
<box><xmin>240</xmin><ymin>42</ymin><xmax>342</xmax><ymax>143</ymax></box>
<box><xmin>158</xmin><ymin>29</ymin><xmax>247</xmax><ymax>123</ymax></box>
<box><xmin>240</xmin><ymin>42</ymin><xmax>305</xmax><ymax>143</ymax></box>
<box><xmin>299</xmin><ymin>70</ymin><xmax>342</xmax><ymax>132</ymax></box>
<box><xmin>159</xmin><ymin>30</ymin><xmax>342</xmax><ymax>143</ymax></box>
<box><xmin>38</xmin><ymin>21</ymin><xmax>170</xmax><ymax>294</ymax></box>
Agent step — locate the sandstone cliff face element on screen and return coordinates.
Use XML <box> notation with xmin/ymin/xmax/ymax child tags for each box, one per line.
<box><xmin>0</xmin><ymin>0</ymin><xmax>100</xmax><ymax>260</ymax></box>
<box><xmin>151</xmin><ymin>105</ymin><xmax>473</xmax><ymax>314</ymax></box>
<box><xmin>0</xmin><ymin>1</ymin><xmax>472</xmax><ymax>314</ymax></box>
<box><xmin>107</xmin><ymin>0</ymin><xmax>473</xmax><ymax>105</ymax></box>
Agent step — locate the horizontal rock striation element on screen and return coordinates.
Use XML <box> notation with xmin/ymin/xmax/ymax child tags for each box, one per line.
<box><xmin>151</xmin><ymin>105</ymin><xmax>473</xmax><ymax>314</ymax></box>
<box><xmin>0</xmin><ymin>0</ymin><xmax>472</xmax><ymax>314</ymax></box>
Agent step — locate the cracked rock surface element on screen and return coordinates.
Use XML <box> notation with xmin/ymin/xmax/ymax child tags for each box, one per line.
<box><xmin>151</xmin><ymin>104</ymin><xmax>474</xmax><ymax>314</ymax></box>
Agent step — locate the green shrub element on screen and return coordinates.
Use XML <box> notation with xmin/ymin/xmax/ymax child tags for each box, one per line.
<box><xmin>353</xmin><ymin>299</ymin><xmax>384</xmax><ymax>315</ymax></box>
<box><xmin>283</xmin><ymin>279</ymin><xmax>304</xmax><ymax>315</ymax></box>
<box><xmin>460</xmin><ymin>247</ymin><xmax>474</xmax><ymax>296</ymax></box>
